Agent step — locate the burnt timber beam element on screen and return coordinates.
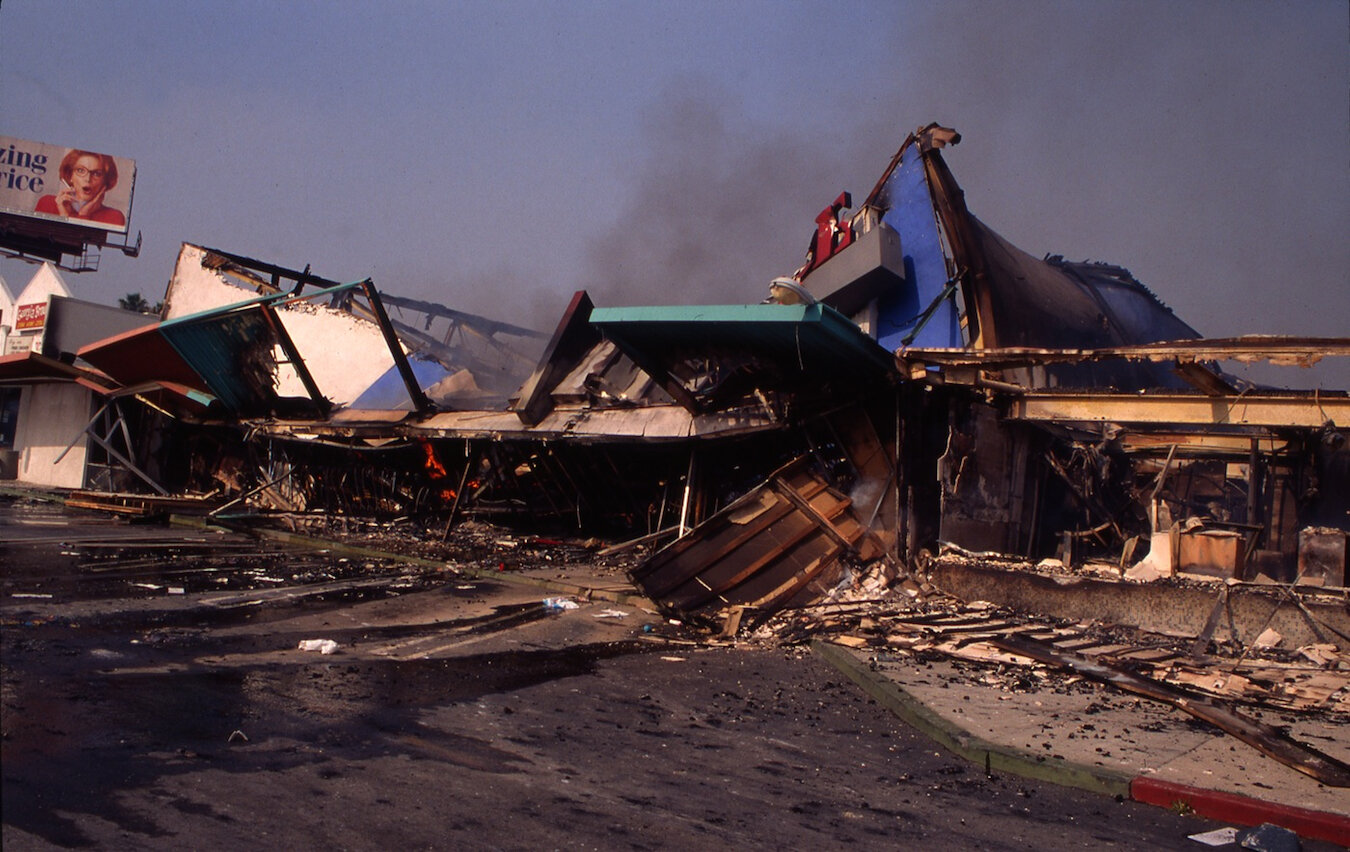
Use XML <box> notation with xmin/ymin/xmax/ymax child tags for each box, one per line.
<box><xmin>1008</xmin><ymin>392</ymin><xmax>1350</xmax><ymax>429</ymax></box>
<box><xmin>900</xmin><ymin>337</ymin><xmax>1350</xmax><ymax>371</ymax></box>
<box><xmin>514</xmin><ymin>291</ymin><xmax>599</xmax><ymax>426</ymax></box>
<box><xmin>380</xmin><ymin>293</ymin><xmax>543</xmax><ymax>340</ymax></box>
<box><xmin>1115</xmin><ymin>433</ymin><xmax>1291</xmax><ymax>456</ymax></box>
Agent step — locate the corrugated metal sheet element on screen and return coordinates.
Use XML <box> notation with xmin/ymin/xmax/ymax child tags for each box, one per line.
<box><xmin>159</xmin><ymin>309</ymin><xmax>279</xmax><ymax>414</ymax></box>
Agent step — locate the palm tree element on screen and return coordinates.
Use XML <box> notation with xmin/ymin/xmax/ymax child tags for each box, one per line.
<box><xmin>118</xmin><ymin>293</ymin><xmax>153</xmax><ymax>314</ymax></box>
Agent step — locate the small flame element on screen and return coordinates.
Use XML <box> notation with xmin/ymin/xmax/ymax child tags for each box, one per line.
<box><xmin>419</xmin><ymin>440</ymin><xmax>457</xmax><ymax>502</ymax></box>
<box><xmin>420</xmin><ymin>439</ymin><xmax>448</xmax><ymax>480</ymax></box>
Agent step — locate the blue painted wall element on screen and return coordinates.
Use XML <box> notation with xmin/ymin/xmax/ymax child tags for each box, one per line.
<box><xmin>873</xmin><ymin>147</ymin><xmax>964</xmax><ymax>352</ymax></box>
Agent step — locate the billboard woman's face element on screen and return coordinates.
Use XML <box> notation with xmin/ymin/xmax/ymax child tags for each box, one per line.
<box><xmin>70</xmin><ymin>155</ymin><xmax>108</xmax><ymax>201</ymax></box>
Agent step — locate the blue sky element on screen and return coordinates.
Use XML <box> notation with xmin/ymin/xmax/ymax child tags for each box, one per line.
<box><xmin>2</xmin><ymin>0</ymin><xmax>1346</xmax><ymax>383</ymax></box>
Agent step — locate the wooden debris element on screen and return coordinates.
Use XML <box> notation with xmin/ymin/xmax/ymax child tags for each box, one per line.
<box><xmin>1297</xmin><ymin>644</ymin><xmax>1344</xmax><ymax>667</ymax></box>
<box><xmin>991</xmin><ymin>633</ymin><xmax>1350</xmax><ymax>787</ymax></box>
<box><xmin>831</xmin><ymin>635</ymin><xmax>870</xmax><ymax>649</ymax></box>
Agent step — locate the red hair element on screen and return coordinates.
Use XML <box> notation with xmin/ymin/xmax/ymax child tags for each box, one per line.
<box><xmin>58</xmin><ymin>149</ymin><xmax>119</xmax><ymax>190</ymax></box>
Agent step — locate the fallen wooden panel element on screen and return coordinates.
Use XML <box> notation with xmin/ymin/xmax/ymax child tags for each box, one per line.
<box><xmin>65</xmin><ymin>490</ymin><xmax>223</xmax><ymax>516</ymax></box>
<box><xmin>630</xmin><ymin>458</ymin><xmax>875</xmax><ymax>622</ymax></box>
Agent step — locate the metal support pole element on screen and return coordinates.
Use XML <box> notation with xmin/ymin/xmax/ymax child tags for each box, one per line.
<box><xmin>361</xmin><ymin>279</ymin><xmax>433</xmax><ymax>414</ymax></box>
<box><xmin>678</xmin><ymin>448</ymin><xmax>697</xmax><ymax>537</ymax></box>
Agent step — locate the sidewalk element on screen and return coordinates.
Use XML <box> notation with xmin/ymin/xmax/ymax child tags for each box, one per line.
<box><xmin>813</xmin><ymin>640</ymin><xmax>1350</xmax><ymax>846</ymax></box>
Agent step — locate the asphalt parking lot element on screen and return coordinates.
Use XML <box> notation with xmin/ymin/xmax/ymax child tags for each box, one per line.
<box><xmin>2</xmin><ymin>498</ymin><xmax>1261</xmax><ymax>849</ymax></box>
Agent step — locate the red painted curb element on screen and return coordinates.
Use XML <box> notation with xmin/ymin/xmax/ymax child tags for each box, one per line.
<box><xmin>1130</xmin><ymin>776</ymin><xmax>1350</xmax><ymax>846</ymax></box>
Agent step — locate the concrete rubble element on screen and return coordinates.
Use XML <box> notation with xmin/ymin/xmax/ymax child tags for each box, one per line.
<box><xmin>2</xmin><ymin>121</ymin><xmax>1347</xmax><ymax>844</ymax></box>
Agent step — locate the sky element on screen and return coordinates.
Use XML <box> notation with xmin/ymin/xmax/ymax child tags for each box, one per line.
<box><xmin>2</xmin><ymin>0</ymin><xmax>1347</xmax><ymax>385</ymax></box>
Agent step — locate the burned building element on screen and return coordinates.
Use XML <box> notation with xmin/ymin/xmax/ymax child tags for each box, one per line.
<box><xmin>5</xmin><ymin>123</ymin><xmax>1346</xmax><ymax>627</ymax></box>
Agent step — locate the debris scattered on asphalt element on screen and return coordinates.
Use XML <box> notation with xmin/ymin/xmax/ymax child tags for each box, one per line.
<box><xmin>1188</xmin><ymin>827</ymin><xmax>1239</xmax><ymax>846</ymax></box>
<box><xmin>1236</xmin><ymin>822</ymin><xmax>1302</xmax><ymax>852</ymax></box>
<box><xmin>298</xmin><ymin>639</ymin><xmax>340</xmax><ymax>654</ymax></box>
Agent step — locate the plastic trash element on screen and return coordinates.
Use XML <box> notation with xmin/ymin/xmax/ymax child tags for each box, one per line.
<box><xmin>297</xmin><ymin>639</ymin><xmax>340</xmax><ymax>654</ymax></box>
<box><xmin>1237</xmin><ymin>823</ymin><xmax>1300</xmax><ymax>852</ymax></box>
<box><xmin>1188</xmin><ymin>827</ymin><xmax>1239</xmax><ymax>846</ymax></box>
<box><xmin>594</xmin><ymin>609</ymin><xmax>628</xmax><ymax>619</ymax></box>
<box><xmin>542</xmin><ymin>597</ymin><xmax>580</xmax><ymax>612</ymax></box>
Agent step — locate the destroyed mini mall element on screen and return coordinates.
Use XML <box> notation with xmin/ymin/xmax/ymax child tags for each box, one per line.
<box><xmin>3</xmin><ymin>124</ymin><xmax>1348</xmax><ymax>843</ymax></box>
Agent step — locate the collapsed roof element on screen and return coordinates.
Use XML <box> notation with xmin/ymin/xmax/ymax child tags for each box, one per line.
<box><xmin>794</xmin><ymin>124</ymin><xmax>1203</xmax><ymax>390</ymax></box>
<box><xmin>53</xmin><ymin>124</ymin><xmax>1257</xmax><ymax>438</ymax></box>
<box><xmin>77</xmin><ymin>244</ymin><xmax>547</xmax><ymax>419</ymax></box>
<box><xmin>5</xmin><ymin>123</ymin><xmax>1345</xmax><ymax>619</ymax></box>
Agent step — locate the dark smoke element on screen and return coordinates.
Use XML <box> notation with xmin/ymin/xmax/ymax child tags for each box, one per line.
<box><xmin>577</xmin><ymin>83</ymin><xmax>885</xmax><ymax>311</ymax></box>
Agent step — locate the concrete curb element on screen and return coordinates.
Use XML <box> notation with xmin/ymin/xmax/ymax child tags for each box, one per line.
<box><xmin>811</xmin><ymin>639</ymin><xmax>1350</xmax><ymax>846</ymax></box>
<box><xmin>810</xmin><ymin>639</ymin><xmax>1134</xmax><ymax>797</ymax></box>
<box><xmin>1130</xmin><ymin>777</ymin><xmax>1350</xmax><ymax>847</ymax></box>
<box><xmin>0</xmin><ymin>484</ymin><xmax>66</xmax><ymax>503</ymax></box>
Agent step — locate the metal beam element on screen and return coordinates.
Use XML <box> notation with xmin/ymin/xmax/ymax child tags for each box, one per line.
<box><xmin>58</xmin><ymin>400</ymin><xmax>170</xmax><ymax>496</ymax></box>
<box><xmin>257</xmin><ymin>303</ymin><xmax>331</xmax><ymax>417</ymax></box>
<box><xmin>1009</xmin><ymin>392</ymin><xmax>1350</xmax><ymax>428</ymax></box>
<box><xmin>360</xmin><ymin>279</ymin><xmax>433</xmax><ymax>414</ymax></box>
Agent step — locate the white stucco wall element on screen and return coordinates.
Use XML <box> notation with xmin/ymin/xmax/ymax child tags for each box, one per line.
<box><xmin>14</xmin><ymin>262</ymin><xmax>72</xmax><ymax>307</ymax></box>
<box><xmin>265</xmin><ymin>300</ymin><xmax>396</xmax><ymax>404</ymax></box>
<box><xmin>162</xmin><ymin>243</ymin><xmax>395</xmax><ymax>407</ymax></box>
<box><xmin>13</xmin><ymin>382</ymin><xmax>90</xmax><ymax>488</ymax></box>
<box><xmin>161</xmin><ymin>244</ymin><xmax>263</xmax><ymax>319</ymax></box>
<box><xmin>4</xmin><ymin>263</ymin><xmax>72</xmax><ymax>356</ymax></box>
<box><xmin>0</xmin><ymin>273</ymin><xmax>14</xmax><ymax>353</ymax></box>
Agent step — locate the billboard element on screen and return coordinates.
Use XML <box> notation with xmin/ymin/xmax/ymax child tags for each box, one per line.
<box><xmin>0</xmin><ymin>135</ymin><xmax>135</xmax><ymax>235</ymax></box>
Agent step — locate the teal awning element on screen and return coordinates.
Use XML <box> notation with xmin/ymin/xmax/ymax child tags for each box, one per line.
<box><xmin>588</xmin><ymin>303</ymin><xmax>897</xmax><ymax>410</ymax></box>
<box><xmin>591</xmin><ymin>303</ymin><xmax>896</xmax><ymax>373</ymax></box>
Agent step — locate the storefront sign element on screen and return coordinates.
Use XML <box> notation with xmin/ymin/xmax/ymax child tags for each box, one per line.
<box><xmin>14</xmin><ymin>302</ymin><xmax>47</xmax><ymax>331</ymax></box>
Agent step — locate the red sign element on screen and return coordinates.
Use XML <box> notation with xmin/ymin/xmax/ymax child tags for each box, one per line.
<box><xmin>15</xmin><ymin>302</ymin><xmax>46</xmax><ymax>331</ymax></box>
